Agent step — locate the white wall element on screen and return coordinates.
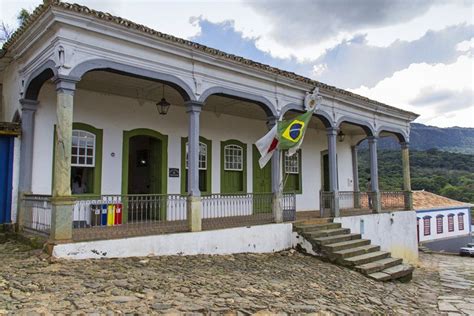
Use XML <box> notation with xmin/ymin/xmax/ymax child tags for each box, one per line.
<box><xmin>31</xmin><ymin>83</ymin><xmax>355</xmax><ymax>211</ymax></box>
<box><xmin>52</xmin><ymin>222</ymin><xmax>293</xmax><ymax>259</ymax></box>
<box><xmin>416</xmin><ymin>207</ymin><xmax>471</xmax><ymax>242</ymax></box>
<box><xmin>10</xmin><ymin>137</ymin><xmax>20</xmax><ymax>223</ymax></box>
<box><xmin>334</xmin><ymin>211</ymin><xmax>419</xmax><ymax>264</ymax></box>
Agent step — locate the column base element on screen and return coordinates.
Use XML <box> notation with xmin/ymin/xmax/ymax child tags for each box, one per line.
<box><xmin>332</xmin><ymin>191</ymin><xmax>340</xmax><ymax>218</ymax></box>
<box><xmin>272</xmin><ymin>192</ymin><xmax>283</xmax><ymax>223</ymax></box>
<box><xmin>50</xmin><ymin>196</ymin><xmax>75</xmax><ymax>243</ymax></box>
<box><xmin>187</xmin><ymin>196</ymin><xmax>202</xmax><ymax>232</ymax></box>
<box><xmin>372</xmin><ymin>191</ymin><xmax>381</xmax><ymax>213</ymax></box>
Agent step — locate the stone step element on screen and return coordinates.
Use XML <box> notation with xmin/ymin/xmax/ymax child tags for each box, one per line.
<box><xmin>382</xmin><ymin>264</ymin><xmax>414</xmax><ymax>281</ymax></box>
<box><xmin>294</xmin><ymin>222</ymin><xmax>341</xmax><ymax>233</ymax></box>
<box><xmin>305</xmin><ymin>228</ymin><xmax>351</xmax><ymax>238</ymax></box>
<box><xmin>355</xmin><ymin>257</ymin><xmax>403</xmax><ymax>275</ymax></box>
<box><xmin>294</xmin><ymin>218</ymin><xmax>333</xmax><ymax>225</ymax></box>
<box><xmin>368</xmin><ymin>264</ymin><xmax>414</xmax><ymax>282</ymax></box>
<box><xmin>331</xmin><ymin>244</ymin><xmax>380</xmax><ymax>259</ymax></box>
<box><xmin>313</xmin><ymin>233</ymin><xmax>361</xmax><ymax>246</ymax></box>
<box><xmin>342</xmin><ymin>251</ymin><xmax>390</xmax><ymax>267</ymax></box>
<box><xmin>322</xmin><ymin>239</ymin><xmax>371</xmax><ymax>252</ymax></box>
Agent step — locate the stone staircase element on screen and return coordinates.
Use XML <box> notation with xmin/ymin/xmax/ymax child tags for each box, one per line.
<box><xmin>294</xmin><ymin>220</ymin><xmax>414</xmax><ymax>282</ymax></box>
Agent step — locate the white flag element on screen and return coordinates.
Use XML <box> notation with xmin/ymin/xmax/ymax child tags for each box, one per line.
<box><xmin>255</xmin><ymin>125</ymin><xmax>278</xmax><ymax>169</ymax></box>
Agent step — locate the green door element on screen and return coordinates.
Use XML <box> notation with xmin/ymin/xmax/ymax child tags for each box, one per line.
<box><xmin>149</xmin><ymin>137</ymin><xmax>166</xmax><ymax>220</ymax></box>
<box><xmin>252</xmin><ymin>145</ymin><xmax>271</xmax><ymax>214</ymax></box>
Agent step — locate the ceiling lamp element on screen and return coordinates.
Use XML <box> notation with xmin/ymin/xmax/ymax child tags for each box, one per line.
<box><xmin>156</xmin><ymin>84</ymin><xmax>171</xmax><ymax>115</ymax></box>
<box><xmin>338</xmin><ymin>130</ymin><xmax>345</xmax><ymax>142</ymax></box>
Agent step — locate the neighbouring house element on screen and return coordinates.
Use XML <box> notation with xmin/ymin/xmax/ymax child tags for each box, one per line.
<box><xmin>414</xmin><ymin>190</ymin><xmax>473</xmax><ymax>251</ymax></box>
<box><xmin>0</xmin><ymin>1</ymin><xmax>420</xmax><ymax>264</ymax></box>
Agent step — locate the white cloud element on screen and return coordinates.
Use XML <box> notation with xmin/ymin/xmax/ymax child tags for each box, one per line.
<box><xmin>350</xmin><ymin>54</ymin><xmax>474</xmax><ymax>128</ymax></box>
<box><xmin>456</xmin><ymin>38</ymin><xmax>474</xmax><ymax>52</ymax></box>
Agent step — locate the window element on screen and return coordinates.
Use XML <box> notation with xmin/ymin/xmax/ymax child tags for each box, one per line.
<box><xmin>284</xmin><ymin>150</ymin><xmax>302</xmax><ymax>194</ymax></box>
<box><xmin>221</xmin><ymin>140</ymin><xmax>246</xmax><ymax>193</ymax></box>
<box><xmin>54</xmin><ymin>123</ymin><xmax>103</xmax><ymax>196</ymax></box>
<box><xmin>181</xmin><ymin>137</ymin><xmax>212</xmax><ymax>194</ymax></box>
<box><xmin>436</xmin><ymin>215</ymin><xmax>443</xmax><ymax>234</ymax></box>
<box><xmin>185</xmin><ymin>142</ymin><xmax>207</xmax><ymax>170</ymax></box>
<box><xmin>458</xmin><ymin>213</ymin><xmax>465</xmax><ymax>231</ymax></box>
<box><xmin>72</xmin><ymin>130</ymin><xmax>95</xmax><ymax>167</ymax></box>
<box><xmin>423</xmin><ymin>216</ymin><xmax>431</xmax><ymax>236</ymax></box>
<box><xmin>285</xmin><ymin>152</ymin><xmax>299</xmax><ymax>174</ymax></box>
<box><xmin>224</xmin><ymin>144</ymin><xmax>243</xmax><ymax>171</ymax></box>
<box><xmin>448</xmin><ymin>214</ymin><xmax>455</xmax><ymax>232</ymax></box>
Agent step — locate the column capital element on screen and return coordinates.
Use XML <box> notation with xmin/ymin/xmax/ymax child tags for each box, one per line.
<box><xmin>184</xmin><ymin>100</ymin><xmax>204</xmax><ymax>113</ymax></box>
<box><xmin>400</xmin><ymin>141</ymin><xmax>409</xmax><ymax>149</ymax></box>
<box><xmin>267</xmin><ymin>115</ymin><xmax>279</xmax><ymax>128</ymax></box>
<box><xmin>367</xmin><ymin>135</ymin><xmax>378</xmax><ymax>143</ymax></box>
<box><xmin>19</xmin><ymin>99</ymin><xmax>39</xmax><ymax>112</ymax></box>
<box><xmin>54</xmin><ymin>75</ymin><xmax>79</xmax><ymax>95</ymax></box>
<box><xmin>326</xmin><ymin>127</ymin><xmax>339</xmax><ymax>135</ymax></box>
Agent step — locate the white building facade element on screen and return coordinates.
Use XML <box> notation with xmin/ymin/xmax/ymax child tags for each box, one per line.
<box><xmin>0</xmin><ymin>1</ymin><xmax>418</xmax><ymax>245</ymax></box>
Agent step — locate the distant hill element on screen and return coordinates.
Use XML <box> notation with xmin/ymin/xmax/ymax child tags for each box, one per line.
<box><xmin>361</xmin><ymin>123</ymin><xmax>474</xmax><ymax>154</ymax></box>
<box><xmin>358</xmin><ymin>149</ymin><xmax>474</xmax><ymax>203</ymax></box>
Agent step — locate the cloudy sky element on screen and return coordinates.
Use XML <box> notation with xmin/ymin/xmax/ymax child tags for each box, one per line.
<box><xmin>1</xmin><ymin>0</ymin><xmax>473</xmax><ymax>127</ymax></box>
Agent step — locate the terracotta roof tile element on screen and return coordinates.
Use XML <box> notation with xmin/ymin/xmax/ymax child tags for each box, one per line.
<box><xmin>0</xmin><ymin>1</ymin><xmax>418</xmax><ymax>118</ymax></box>
<box><xmin>413</xmin><ymin>190</ymin><xmax>472</xmax><ymax>210</ymax></box>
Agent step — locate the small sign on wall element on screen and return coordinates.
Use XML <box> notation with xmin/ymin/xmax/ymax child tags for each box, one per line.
<box><xmin>169</xmin><ymin>168</ymin><xmax>179</xmax><ymax>178</ymax></box>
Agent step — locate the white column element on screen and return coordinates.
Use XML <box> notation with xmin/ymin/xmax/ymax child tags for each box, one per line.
<box><xmin>367</xmin><ymin>136</ymin><xmax>381</xmax><ymax>213</ymax></box>
<box><xmin>326</xmin><ymin>127</ymin><xmax>339</xmax><ymax>216</ymax></box>
<box><xmin>268</xmin><ymin>116</ymin><xmax>282</xmax><ymax>223</ymax></box>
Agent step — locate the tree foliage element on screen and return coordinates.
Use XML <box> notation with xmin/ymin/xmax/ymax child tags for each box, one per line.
<box><xmin>358</xmin><ymin>149</ymin><xmax>474</xmax><ymax>203</ymax></box>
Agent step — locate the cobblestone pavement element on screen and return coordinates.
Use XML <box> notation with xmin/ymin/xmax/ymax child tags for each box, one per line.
<box><xmin>0</xmin><ymin>239</ymin><xmax>472</xmax><ymax>315</ymax></box>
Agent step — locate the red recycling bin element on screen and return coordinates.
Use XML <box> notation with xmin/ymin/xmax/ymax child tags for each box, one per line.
<box><xmin>114</xmin><ymin>203</ymin><xmax>122</xmax><ymax>225</ymax></box>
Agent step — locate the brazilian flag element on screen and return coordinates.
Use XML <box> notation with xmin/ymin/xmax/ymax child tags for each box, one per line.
<box><xmin>277</xmin><ymin>110</ymin><xmax>313</xmax><ymax>151</ymax></box>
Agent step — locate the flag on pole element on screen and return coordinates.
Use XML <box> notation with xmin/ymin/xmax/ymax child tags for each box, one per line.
<box><xmin>277</xmin><ymin>110</ymin><xmax>313</xmax><ymax>156</ymax></box>
<box><xmin>255</xmin><ymin>125</ymin><xmax>278</xmax><ymax>169</ymax></box>
<box><xmin>255</xmin><ymin>87</ymin><xmax>321</xmax><ymax>168</ymax></box>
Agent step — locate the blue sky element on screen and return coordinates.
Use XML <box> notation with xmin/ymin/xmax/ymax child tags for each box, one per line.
<box><xmin>1</xmin><ymin>0</ymin><xmax>473</xmax><ymax>127</ymax></box>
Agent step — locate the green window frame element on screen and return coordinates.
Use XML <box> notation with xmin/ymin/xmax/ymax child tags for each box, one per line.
<box><xmin>181</xmin><ymin>136</ymin><xmax>212</xmax><ymax>195</ymax></box>
<box><xmin>283</xmin><ymin>149</ymin><xmax>302</xmax><ymax>194</ymax></box>
<box><xmin>52</xmin><ymin>122</ymin><xmax>103</xmax><ymax>196</ymax></box>
<box><xmin>220</xmin><ymin>139</ymin><xmax>247</xmax><ymax>194</ymax></box>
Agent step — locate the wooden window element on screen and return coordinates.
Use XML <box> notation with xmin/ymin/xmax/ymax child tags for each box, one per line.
<box><xmin>448</xmin><ymin>214</ymin><xmax>454</xmax><ymax>232</ymax></box>
<box><xmin>436</xmin><ymin>215</ymin><xmax>443</xmax><ymax>234</ymax></box>
<box><xmin>181</xmin><ymin>137</ymin><xmax>212</xmax><ymax>194</ymax></box>
<box><xmin>221</xmin><ymin>140</ymin><xmax>247</xmax><ymax>194</ymax></box>
<box><xmin>423</xmin><ymin>216</ymin><xmax>431</xmax><ymax>236</ymax></box>
<box><xmin>185</xmin><ymin>142</ymin><xmax>207</xmax><ymax>170</ymax></box>
<box><xmin>54</xmin><ymin>123</ymin><xmax>103</xmax><ymax>196</ymax></box>
<box><xmin>283</xmin><ymin>150</ymin><xmax>302</xmax><ymax>194</ymax></box>
<box><xmin>458</xmin><ymin>213</ymin><xmax>465</xmax><ymax>231</ymax></box>
<box><xmin>72</xmin><ymin>130</ymin><xmax>95</xmax><ymax>167</ymax></box>
<box><xmin>224</xmin><ymin>144</ymin><xmax>243</xmax><ymax>171</ymax></box>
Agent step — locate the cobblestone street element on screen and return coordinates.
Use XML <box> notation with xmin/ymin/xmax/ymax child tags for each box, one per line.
<box><xmin>0</xmin><ymin>239</ymin><xmax>472</xmax><ymax>315</ymax></box>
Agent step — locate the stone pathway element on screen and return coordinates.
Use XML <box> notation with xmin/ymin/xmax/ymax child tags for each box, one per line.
<box><xmin>0</xmin><ymin>238</ymin><xmax>472</xmax><ymax>315</ymax></box>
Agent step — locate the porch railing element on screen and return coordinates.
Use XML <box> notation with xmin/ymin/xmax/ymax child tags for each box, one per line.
<box><xmin>20</xmin><ymin>192</ymin><xmax>296</xmax><ymax>240</ymax></box>
<box><xmin>282</xmin><ymin>193</ymin><xmax>296</xmax><ymax>221</ymax></box>
<box><xmin>21</xmin><ymin>194</ymin><xmax>51</xmax><ymax>235</ymax></box>
<box><xmin>320</xmin><ymin>190</ymin><xmax>409</xmax><ymax>215</ymax></box>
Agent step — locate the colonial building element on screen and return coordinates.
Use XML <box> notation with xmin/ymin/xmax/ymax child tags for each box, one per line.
<box><xmin>1</xmin><ymin>1</ymin><xmax>419</xmax><ymax>264</ymax></box>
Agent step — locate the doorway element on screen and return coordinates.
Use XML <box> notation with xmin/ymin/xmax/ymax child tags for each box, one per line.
<box><xmin>128</xmin><ymin>135</ymin><xmax>162</xmax><ymax>194</ymax></box>
<box><xmin>0</xmin><ymin>136</ymin><xmax>14</xmax><ymax>224</ymax></box>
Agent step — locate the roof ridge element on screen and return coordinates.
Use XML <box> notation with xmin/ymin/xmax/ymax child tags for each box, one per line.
<box><xmin>1</xmin><ymin>0</ymin><xmax>418</xmax><ymax>118</ymax></box>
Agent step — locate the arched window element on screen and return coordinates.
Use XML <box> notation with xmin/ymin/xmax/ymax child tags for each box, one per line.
<box><xmin>423</xmin><ymin>216</ymin><xmax>431</xmax><ymax>236</ymax></box>
<box><xmin>221</xmin><ymin>140</ymin><xmax>247</xmax><ymax>193</ymax></box>
<box><xmin>458</xmin><ymin>213</ymin><xmax>465</xmax><ymax>231</ymax></box>
<box><xmin>181</xmin><ymin>137</ymin><xmax>211</xmax><ymax>194</ymax></box>
<box><xmin>436</xmin><ymin>215</ymin><xmax>444</xmax><ymax>234</ymax></box>
<box><xmin>448</xmin><ymin>214</ymin><xmax>455</xmax><ymax>232</ymax></box>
